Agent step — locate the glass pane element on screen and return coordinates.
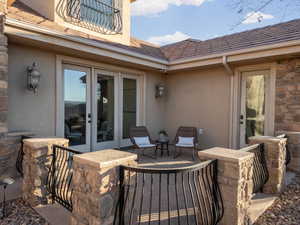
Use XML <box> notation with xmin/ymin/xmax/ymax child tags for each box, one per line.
<box><xmin>96</xmin><ymin>74</ymin><xmax>114</xmax><ymax>142</ymax></box>
<box><xmin>123</xmin><ymin>78</ymin><xmax>137</xmax><ymax>139</ymax></box>
<box><xmin>80</xmin><ymin>0</ymin><xmax>114</xmax><ymax>30</ymax></box>
<box><xmin>64</xmin><ymin>69</ymin><xmax>87</xmax><ymax>146</ymax></box>
<box><xmin>245</xmin><ymin>75</ymin><xmax>265</xmax><ymax>144</ymax></box>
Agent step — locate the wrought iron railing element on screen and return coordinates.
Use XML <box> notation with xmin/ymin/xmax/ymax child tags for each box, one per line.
<box><xmin>276</xmin><ymin>134</ymin><xmax>291</xmax><ymax>166</ymax></box>
<box><xmin>56</xmin><ymin>0</ymin><xmax>122</xmax><ymax>34</ymax></box>
<box><xmin>114</xmin><ymin>160</ymin><xmax>224</xmax><ymax>225</ymax></box>
<box><xmin>16</xmin><ymin>135</ymin><xmax>35</xmax><ymax>177</ymax></box>
<box><xmin>46</xmin><ymin>145</ymin><xmax>82</xmax><ymax>211</ymax></box>
<box><xmin>241</xmin><ymin>144</ymin><xmax>269</xmax><ymax>193</ymax></box>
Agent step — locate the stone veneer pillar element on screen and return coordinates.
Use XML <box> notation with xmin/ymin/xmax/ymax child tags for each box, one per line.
<box><xmin>249</xmin><ymin>136</ymin><xmax>287</xmax><ymax>194</ymax></box>
<box><xmin>277</xmin><ymin>131</ymin><xmax>300</xmax><ymax>172</ymax></box>
<box><xmin>0</xmin><ymin>1</ymin><xmax>7</xmax><ymax>136</ymax></box>
<box><xmin>70</xmin><ymin>150</ymin><xmax>137</xmax><ymax>225</ymax></box>
<box><xmin>22</xmin><ymin>138</ymin><xmax>69</xmax><ymax>207</ymax></box>
<box><xmin>198</xmin><ymin>147</ymin><xmax>254</xmax><ymax>225</ymax></box>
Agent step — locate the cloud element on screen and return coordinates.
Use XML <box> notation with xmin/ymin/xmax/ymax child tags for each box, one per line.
<box><xmin>131</xmin><ymin>0</ymin><xmax>209</xmax><ymax>16</ymax></box>
<box><xmin>147</xmin><ymin>31</ymin><xmax>190</xmax><ymax>46</ymax></box>
<box><xmin>242</xmin><ymin>11</ymin><xmax>274</xmax><ymax>24</ymax></box>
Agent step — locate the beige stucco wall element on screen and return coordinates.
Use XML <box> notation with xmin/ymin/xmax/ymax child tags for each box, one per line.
<box><xmin>8</xmin><ymin>44</ymin><xmax>56</xmax><ymax>136</ymax></box>
<box><xmin>7</xmin><ymin>43</ymin><xmax>165</xmax><ymax>139</ymax></box>
<box><xmin>165</xmin><ymin>67</ymin><xmax>231</xmax><ymax>149</ymax></box>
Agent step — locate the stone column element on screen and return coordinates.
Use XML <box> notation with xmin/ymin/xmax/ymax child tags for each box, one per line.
<box><xmin>198</xmin><ymin>147</ymin><xmax>254</xmax><ymax>225</ymax></box>
<box><xmin>277</xmin><ymin>131</ymin><xmax>300</xmax><ymax>172</ymax></box>
<box><xmin>249</xmin><ymin>136</ymin><xmax>287</xmax><ymax>194</ymax></box>
<box><xmin>22</xmin><ymin>138</ymin><xmax>69</xmax><ymax>207</ymax></box>
<box><xmin>0</xmin><ymin>3</ymin><xmax>7</xmax><ymax>137</ymax></box>
<box><xmin>70</xmin><ymin>150</ymin><xmax>137</xmax><ymax>225</ymax></box>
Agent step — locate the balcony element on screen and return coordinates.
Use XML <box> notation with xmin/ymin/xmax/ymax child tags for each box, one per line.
<box><xmin>57</xmin><ymin>0</ymin><xmax>122</xmax><ymax>34</ymax></box>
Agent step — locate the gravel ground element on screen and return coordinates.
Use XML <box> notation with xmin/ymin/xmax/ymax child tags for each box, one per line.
<box><xmin>254</xmin><ymin>173</ymin><xmax>300</xmax><ymax>225</ymax></box>
<box><xmin>0</xmin><ymin>199</ymin><xmax>48</xmax><ymax>225</ymax></box>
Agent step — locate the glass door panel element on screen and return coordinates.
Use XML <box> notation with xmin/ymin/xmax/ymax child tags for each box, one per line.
<box><xmin>121</xmin><ymin>75</ymin><xmax>138</xmax><ymax>147</ymax></box>
<box><xmin>93</xmin><ymin>70</ymin><xmax>118</xmax><ymax>150</ymax></box>
<box><xmin>63</xmin><ymin>65</ymin><xmax>91</xmax><ymax>151</ymax></box>
<box><xmin>240</xmin><ymin>71</ymin><xmax>269</xmax><ymax>147</ymax></box>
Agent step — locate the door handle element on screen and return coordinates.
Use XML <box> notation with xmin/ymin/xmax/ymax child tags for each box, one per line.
<box><xmin>88</xmin><ymin>113</ymin><xmax>92</xmax><ymax>123</ymax></box>
<box><xmin>240</xmin><ymin>115</ymin><xmax>244</xmax><ymax>125</ymax></box>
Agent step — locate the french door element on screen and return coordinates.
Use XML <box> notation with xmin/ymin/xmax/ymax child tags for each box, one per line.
<box><xmin>239</xmin><ymin>70</ymin><xmax>271</xmax><ymax>147</ymax></box>
<box><xmin>61</xmin><ymin>64</ymin><xmax>141</xmax><ymax>151</ymax></box>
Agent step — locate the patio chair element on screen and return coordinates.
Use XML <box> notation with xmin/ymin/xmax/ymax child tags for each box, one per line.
<box><xmin>173</xmin><ymin>126</ymin><xmax>198</xmax><ymax>160</ymax></box>
<box><xmin>129</xmin><ymin>126</ymin><xmax>158</xmax><ymax>161</ymax></box>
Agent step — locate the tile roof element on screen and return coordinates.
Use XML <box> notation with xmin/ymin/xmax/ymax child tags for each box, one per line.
<box><xmin>161</xmin><ymin>19</ymin><xmax>300</xmax><ymax>61</ymax></box>
<box><xmin>6</xmin><ymin>1</ymin><xmax>300</xmax><ymax>63</ymax></box>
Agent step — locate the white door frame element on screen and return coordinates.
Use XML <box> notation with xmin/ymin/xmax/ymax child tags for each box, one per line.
<box><xmin>119</xmin><ymin>73</ymin><xmax>142</xmax><ymax>147</ymax></box>
<box><xmin>57</xmin><ymin>63</ymin><xmax>92</xmax><ymax>152</ymax></box>
<box><xmin>230</xmin><ymin>63</ymin><xmax>276</xmax><ymax>149</ymax></box>
<box><xmin>56</xmin><ymin>55</ymin><xmax>146</xmax><ymax>151</ymax></box>
<box><xmin>92</xmin><ymin>69</ymin><xmax>120</xmax><ymax>150</ymax></box>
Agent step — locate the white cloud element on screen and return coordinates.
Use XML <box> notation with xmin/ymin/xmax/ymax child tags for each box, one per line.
<box><xmin>147</xmin><ymin>31</ymin><xmax>190</xmax><ymax>46</ymax></box>
<box><xmin>242</xmin><ymin>11</ymin><xmax>274</xmax><ymax>24</ymax></box>
<box><xmin>131</xmin><ymin>0</ymin><xmax>209</xmax><ymax>17</ymax></box>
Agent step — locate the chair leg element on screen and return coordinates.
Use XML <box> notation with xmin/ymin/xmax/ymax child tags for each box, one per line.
<box><xmin>174</xmin><ymin>146</ymin><xmax>177</xmax><ymax>159</ymax></box>
<box><xmin>155</xmin><ymin>146</ymin><xmax>158</xmax><ymax>159</ymax></box>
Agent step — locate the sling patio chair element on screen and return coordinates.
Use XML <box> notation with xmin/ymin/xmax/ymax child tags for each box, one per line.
<box><xmin>129</xmin><ymin>126</ymin><xmax>158</xmax><ymax>161</ymax></box>
<box><xmin>173</xmin><ymin>126</ymin><xmax>198</xmax><ymax>160</ymax></box>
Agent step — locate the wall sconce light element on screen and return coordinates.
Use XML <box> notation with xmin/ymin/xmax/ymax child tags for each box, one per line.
<box><xmin>27</xmin><ymin>62</ymin><xmax>41</xmax><ymax>94</ymax></box>
<box><xmin>155</xmin><ymin>84</ymin><xmax>165</xmax><ymax>98</ymax></box>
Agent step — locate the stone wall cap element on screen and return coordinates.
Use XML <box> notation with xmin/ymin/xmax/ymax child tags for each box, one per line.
<box><xmin>249</xmin><ymin>136</ymin><xmax>286</xmax><ymax>143</ymax></box>
<box><xmin>23</xmin><ymin>137</ymin><xmax>69</xmax><ymax>148</ymax></box>
<box><xmin>277</xmin><ymin>131</ymin><xmax>300</xmax><ymax>135</ymax></box>
<box><xmin>198</xmin><ymin>147</ymin><xmax>254</xmax><ymax>163</ymax></box>
<box><xmin>73</xmin><ymin>149</ymin><xmax>137</xmax><ymax>169</ymax></box>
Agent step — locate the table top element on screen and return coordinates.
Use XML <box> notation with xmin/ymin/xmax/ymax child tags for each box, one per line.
<box><xmin>156</xmin><ymin>140</ymin><xmax>169</xmax><ymax>144</ymax></box>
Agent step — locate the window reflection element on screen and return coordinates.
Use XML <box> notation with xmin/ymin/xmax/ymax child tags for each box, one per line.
<box><xmin>64</xmin><ymin>69</ymin><xmax>87</xmax><ymax>146</ymax></box>
<box><xmin>123</xmin><ymin>78</ymin><xmax>137</xmax><ymax>139</ymax></box>
<box><xmin>97</xmin><ymin>74</ymin><xmax>114</xmax><ymax>142</ymax></box>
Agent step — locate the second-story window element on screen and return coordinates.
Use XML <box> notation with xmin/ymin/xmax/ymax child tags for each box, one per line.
<box><xmin>60</xmin><ymin>0</ymin><xmax>122</xmax><ymax>34</ymax></box>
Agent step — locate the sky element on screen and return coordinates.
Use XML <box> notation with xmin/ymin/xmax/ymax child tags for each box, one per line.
<box><xmin>130</xmin><ymin>0</ymin><xmax>300</xmax><ymax>46</ymax></box>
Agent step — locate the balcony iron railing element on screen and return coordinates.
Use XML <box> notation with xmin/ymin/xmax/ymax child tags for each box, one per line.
<box><xmin>56</xmin><ymin>0</ymin><xmax>122</xmax><ymax>34</ymax></box>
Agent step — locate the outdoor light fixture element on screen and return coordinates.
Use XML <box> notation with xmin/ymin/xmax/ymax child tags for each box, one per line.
<box><xmin>27</xmin><ymin>62</ymin><xmax>41</xmax><ymax>94</ymax></box>
<box><xmin>0</xmin><ymin>177</ymin><xmax>15</xmax><ymax>219</ymax></box>
<box><xmin>155</xmin><ymin>84</ymin><xmax>165</xmax><ymax>98</ymax></box>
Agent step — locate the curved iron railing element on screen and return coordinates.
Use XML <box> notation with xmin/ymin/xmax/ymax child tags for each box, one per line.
<box><xmin>56</xmin><ymin>0</ymin><xmax>122</xmax><ymax>34</ymax></box>
<box><xmin>16</xmin><ymin>135</ymin><xmax>35</xmax><ymax>177</ymax></box>
<box><xmin>46</xmin><ymin>145</ymin><xmax>82</xmax><ymax>211</ymax></box>
<box><xmin>114</xmin><ymin>160</ymin><xmax>224</xmax><ymax>225</ymax></box>
<box><xmin>276</xmin><ymin>134</ymin><xmax>291</xmax><ymax>166</ymax></box>
<box><xmin>241</xmin><ymin>144</ymin><xmax>269</xmax><ymax>193</ymax></box>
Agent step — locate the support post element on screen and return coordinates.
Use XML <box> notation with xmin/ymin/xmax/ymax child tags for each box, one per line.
<box><xmin>22</xmin><ymin>138</ymin><xmax>69</xmax><ymax>207</ymax></box>
<box><xmin>249</xmin><ymin>136</ymin><xmax>287</xmax><ymax>194</ymax></box>
<box><xmin>198</xmin><ymin>147</ymin><xmax>254</xmax><ymax>225</ymax></box>
<box><xmin>70</xmin><ymin>150</ymin><xmax>137</xmax><ymax>225</ymax></box>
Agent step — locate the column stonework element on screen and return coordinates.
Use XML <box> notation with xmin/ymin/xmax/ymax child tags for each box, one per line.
<box><xmin>70</xmin><ymin>150</ymin><xmax>137</xmax><ymax>225</ymax></box>
<box><xmin>277</xmin><ymin>131</ymin><xmax>300</xmax><ymax>172</ymax></box>
<box><xmin>249</xmin><ymin>136</ymin><xmax>287</xmax><ymax>194</ymax></box>
<box><xmin>198</xmin><ymin>147</ymin><xmax>254</xmax><ymax>225</ymax></box>
<box><xmin>22</xmin><ymin>138</ymin><xmax>69</xmax><ymax>207</ymax></box>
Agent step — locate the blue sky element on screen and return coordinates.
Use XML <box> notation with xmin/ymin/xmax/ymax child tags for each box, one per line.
<box><xmin>131</xmin><ymin>0</ymin><xmax>300</xmax><ymax>46</ymax></box>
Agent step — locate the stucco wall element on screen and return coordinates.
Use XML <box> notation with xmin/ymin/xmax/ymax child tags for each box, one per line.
<box><xmin>145</xmin><ymin>72</ymin><xmax>165</xmax><ymax>139</ymax></box>
<box><xmin>165</xmin><ymin>67</ymin><xmax>231</xmax><ymax>149</ymax></box>
<box><xmin>7</xmin><ymin>43</ymin><xmax>165</xmax><ymax>140</ymax></box>
<box><xmin>8</xmin><ymin>44</ymin><xmax>56</xmax><ymax>136</ymax></box>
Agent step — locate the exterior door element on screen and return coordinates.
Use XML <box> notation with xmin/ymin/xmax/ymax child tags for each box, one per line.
<box><xmin>92</xmin><ymin>70</ymin><xmax>119</xmax><ymax>150</ymax></box>
<box><xmin>62</xmin><ymin>64</ymin><xmax>91</xmax><ymax>152</ymax></box>
<box><xmin>120</xmin><ymin>74</ymin><xmax>140</xmax><ymax>147</ymax></box>
<box><xmin>240</xmin><ymin>70</ymin><xmax>270</xmax><ymax>147</ymax></box>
